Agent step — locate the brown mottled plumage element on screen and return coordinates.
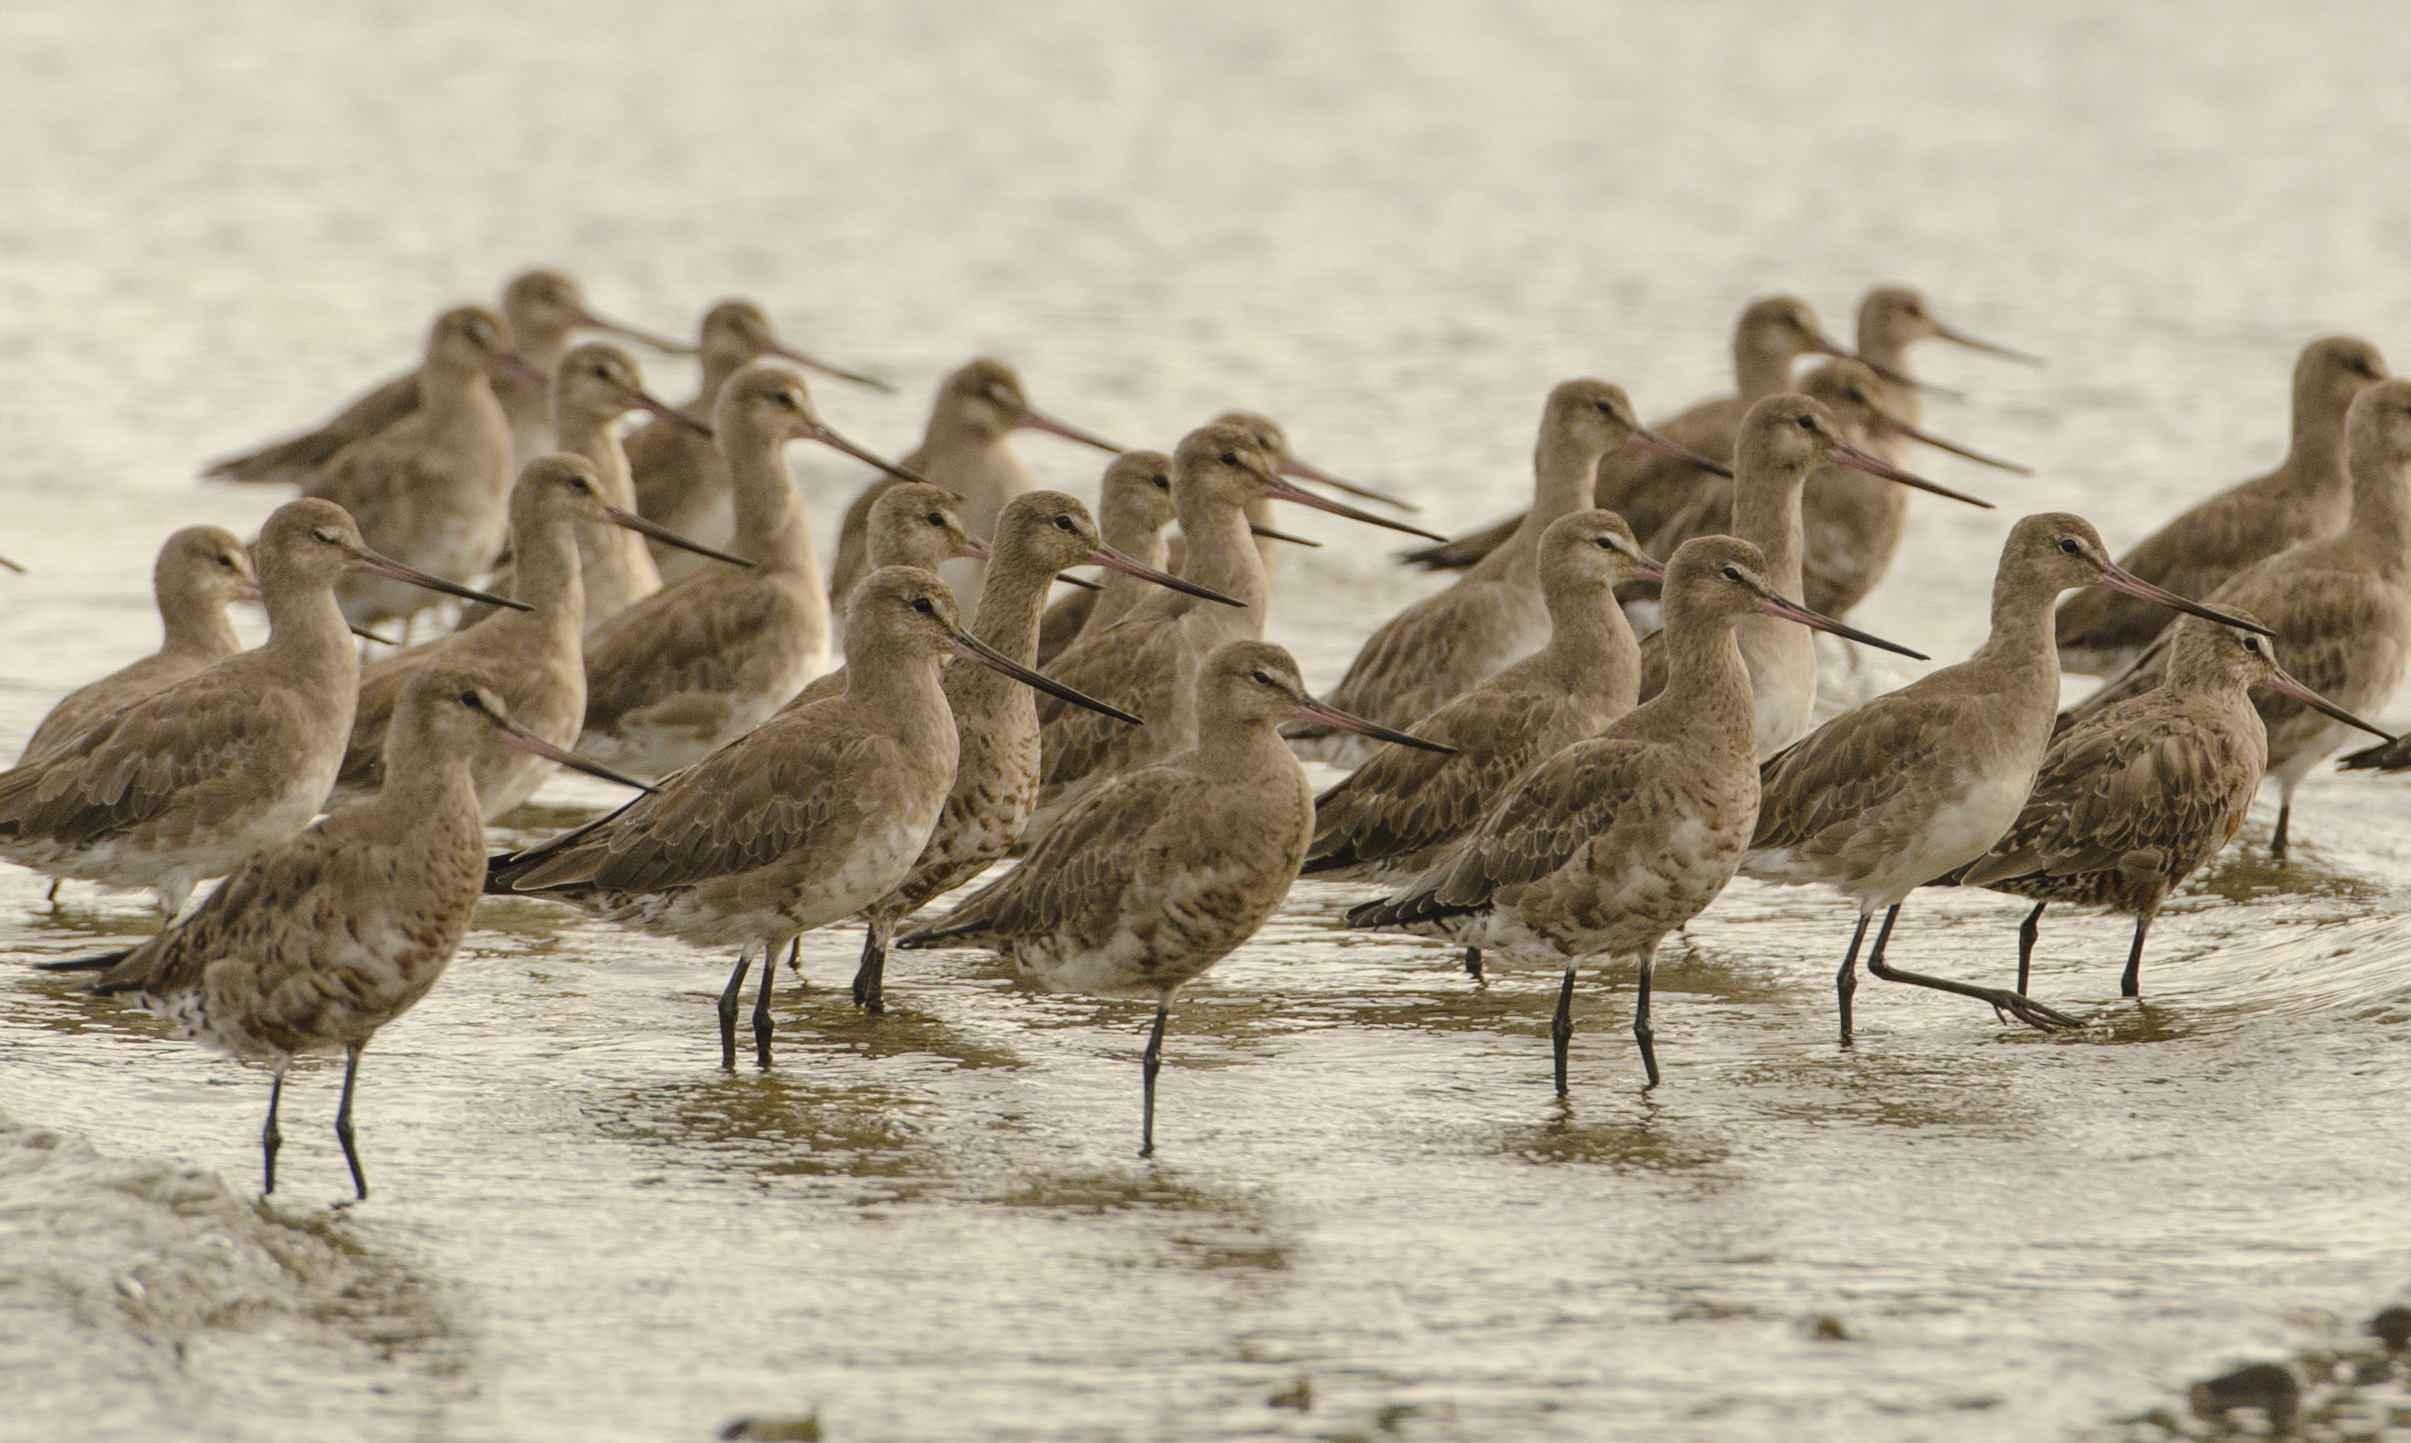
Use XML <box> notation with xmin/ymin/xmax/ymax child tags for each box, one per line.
<box><xmin>2054</xmin><ymin>337</ymin><xmax>2388</xmax><ymax>676</ymax></box>
<box><xmin>52</xmin><ymin>671</ymin><xmax>608</xmax><ymax>1199</ymax></box>
<box><xmin>1037</xmin><ymin>450</ymin><xmax>1175</xmax><ymax>666</ymax></box>
<box><xmin>18</xmin><ymin>527</ymin><xmax>257</xmax><ymax>765</ymax></box>
<box><xmin>333</xmin><ymin>456</ymin><xmax>738</xmax><ymax>817</ymax></box>
<box><xmin>1304</xmin><ymin>510</ymin><xmax>1654</xmax><ymax>887</ymax></box>
<box><xmin>2058</xmin><ymin>377</ymin><xmax>2411</xmax><ymax>860</ymax></box>
<box><xmin>580</xmin><ymin>362</ymin><xmax>922</xmax><ymax>780</ymax></box>
<box><xmin>903</xmin><ymin>641</ymin><xmax>1439</xmax><ymax>1156</ymax></box>
<box><xmin>493</xmin><ymin>567</ymin><xmax>1134</xmax><ymax>1069</ymax></box>
<box><xmin>1287</xmin><ymin>380</ymin><xmax>1688</xmax><ymax>765</ymax></box>
<box><xmin>0</xmin><ymin>500</ymin><xmax>515</xmax><ymax>919</ymax></box>
<box><xmin>1635</xmin><ymin>394</ymin><xmax>1979</xmax><ymax>759</ymax></box>
<box><xmin>1350</xmin><ymin>537</ymin><xmax>1855</xmax><ymax>1092</ymax></box>
<box><xmin>301</xmin><ymin>306</ymin><xmax>519</xmax><ymax>629</ymax></box>
<box><xmin>828</xmin><ymin>358</ymin><xmax>1122</xmax><ymax>616</ymax></box>
<box><xmin>788</xmin><ymin>484</ymin><xmax>982</xmax><ymax>711</ymax></box>
<box><xmin>850</xmin><ymin>490</ymin><xmax>1202</xmax><ymax>1014</ymax></box>
<box><xmin>1962</xmin><ymin>612</ymin><xmax>2385</xmax><ymax>1000</ymax></box>
<box><xmin>1746</xmin><ymin>514</ymin><xmax>2269</xmax><ymax>1042</ymax></box>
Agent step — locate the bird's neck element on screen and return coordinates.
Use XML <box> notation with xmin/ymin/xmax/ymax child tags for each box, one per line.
<box><xmin>420</xmin><ymin>356</ymin><xmax>498</xmax><ymax>425</ymax></box>
<box><xmin>1974</xmin><ymin>567</ymin><xmax>2064</xmax><ymax>681</ymax></box>
<box><xmin>260</xmin><ymin>577</ymin><xmax>361</xmax><ymax>689</ymax></box>
<box><xmin>508</xmin><ymin>519</ymin><xmax>588</xmax><ymax>639</ymax></box>
<box><xmin>1634</xmin><ymin>611</ymin><xmax>1757</xmax><ymax>757</ymax></box>
<box><xmin>1734</xmin><ymin>337</ymin><xmax>1800</xmax><ymax>404</ymax></box>
<box><xmin>2289</xmin><ymin>393</ymin><xmax>2357</xmax><ymax>494</ymax></box>
<box><xmin>1096</xmin><ymin>512</ymin><xmax>1170</xmax><ymax>621</ymax></box>
<box><xmin>1194</xmin><ymin>711</ymin><xmax>1293</xmax><ymax>781</ymax></box>
<box><xmin>1491</xmin><ymin>428</ymin><xmax>1603</xmax><ymax>573</ymax></box>
<box><xmin>1730</xmin><ymin>471</ymin><xmax>1808</xmax><ymax>599</ymax></box>
<box><xmin>851</xmin><ymin>650</ymin><xmax>957</xmax><ymax>750</ymax></box>
<box><xmin>1171</xmin><ymin>496</ymin><xmax>1269</xmax><ymax>611</ymax></box>
<box><xmin>722</xmin><ymin>426</ymin><xmax>819</xmax><ymax>577</ymax></box>
<box><xmin>1534</xmin><ymin>584</ymin><xmax>1641</xmax><ymax>705</ymax></box>
<box><xmin>2345</xmin><ymin>443</ymin><xmax>2411</xmax><ymax>575</ymax></box>
<box><xmin>555</xmin><ymin>410</ymin><xmax>639</xmax><ymax>508</ymax></box>
<box><xmin>160</xmin><ymin>592</ymin><xmax>241</xmax><ymax>662</ymax></box>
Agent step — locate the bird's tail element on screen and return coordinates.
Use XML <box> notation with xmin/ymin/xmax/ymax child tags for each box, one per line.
<box><xmin>37</xmin><ymin>947</ymin><xmax>134</xmax><ymax>976</ymax></box>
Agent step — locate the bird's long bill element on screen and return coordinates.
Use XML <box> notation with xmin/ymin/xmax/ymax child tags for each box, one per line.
<box><xmin>1757</xmin><ymin>594</ymin><xmax>1930</xmax><ymax>660</ymax></box>
<box><xmin>1263</xmin><ymin>476</ymin><xmax>1450</xmax><ymax>543</ymax></box>
<box><xmin>1846</xmin><ymin>351</ymin><xmax>1966</xmax><ymax>400</ymax></box>
<box><xmin>950</xmin><ymin>632</ymin><xmax>1143</xmax><ymax>724</ymax></box>
<box><xmin>2097</xmin><ymin>567</ymin><xmax>2275</xmax><ymax>637</ymax></box>
<box><xmin>959</xmin><ymin>536</ymin><xmax>994</xmax><ymax>562</ymax></box>
<box><xmin>2262</xmin><ymin>666</ymin><xmax>2394</xmax><ymax>741</ymax></box>
<box><xmin>1015</xmin><ymin>407</ymin><xmax>1125</xmax><ymax>454</ymax></box>
<box><xmin>634</xmin><ymin>391</ymin><xmax>713</xmax><ymax>436</ymax></box>
<box><xmin>769</xmin><ymin>342</ymin><xmax>893</xmax><ymax>393</ymax></box>
<box><xmin>0</xmin><ymin>555</ymin><xmax>23</xmax><ymax>575</ymax></box>
<box><xmin>1626</xmin><ymin>555</ymin><xmax>1668</xmax><ymax>585</ymax></box>
<box><xmin>1627</xmin><ymin>428</ymin><xmax>1735</xmax><ymax>478</ymax></box>
<box><xmin>1936</xmin><ymin>322</ymin><xmax>2046</xmax><ymax>366</ymax></box>
<box><xmin>583</xmin><ymin>311</ymin><xmax>697</xmax><ymax>356</ymax></box>
<box><xmin>1090</xmin><ymin>543</ymin><xmax>1246</xmax><ymax>606</ymax></box>
<box><xmin>1283</xmin><ymin>457</ymin><xmax>1419</xmax><ymax>512</ymax></box>
<box><xmin>1248</xmin><ymin>521</ymin><xmax>1323</xmax><ymax>548</ymax></box>
<box><xmin>493</xmin><ymin>718</ymin><xmax>659</xmax><ymax>792</ymax></box>
<box><xmin>1829</xmin><ymin>441</ymin><xmax>1996</xmax><ymax>508</ymax></box>
<box><xmin>355</xmin><ymin>550</ymin><xmax>531</xmax><ymax>611</ymax></box>
<box><xmin>806</xmin><ymin>424</ymin><xmax>935</xmax><ymax>485</ymax></box>
<box><xmin>1872</xmin><ymin>414</ymin><xmax>2032</xmax><ymax>475</ymax></box>
<box><xmin>601</xmin><ymin>505</ymin><xmax>756</xmax><ymax>568</ymax></box>
<box><xmin>1290</xmin><ymin>698</ymin><xmax>1459</xmax><ymax>755</ymax></box>
<box><xmin>498</xmin><ymin>352</ymin><xmax>546</xmax><ymax>386</ymax></box>
<box><xmin>1053</xmin><ymin>570</ymin><xmax>1103</xmax><ymax>591</ymax></box>
<box><xmin>348</xmin><ymin>623</ymin><xmax>400</xmax><ymax>646</ymax></box>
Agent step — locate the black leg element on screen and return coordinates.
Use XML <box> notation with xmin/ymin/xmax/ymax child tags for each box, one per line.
<box><xmin>1632</xmin><ymin>946</ymin><xmax>1660</xmax><ymax>1088</ymax></box>
<box><xmin>1463</xmin><ymin>947</ymin><xmax>1484</xmax><ymax>983</ymax></box>
<box><xmin>786</xmin><ymin>936</ymin><xmax>806</xmax><ymax>993</ymax></box>
<box><xmin>852</xmin><ymin>918</ymin><xmax>890</xmax><ymax>1015</ymax></box>
<box><xmin>1551</xmin><ymin>961</ymin><xmax>1578</xmax><ymax>1097</ymax></box>
<box><xmin>1138</xmin><ymin>999</ymin><xmax>1169</xmax><ymax>1159</ymax></box>
<box><xmin>44</xmin><ymin>879</ymin><xmax>59</xmax><ymax>908</ymax></box>
<box><xmin>2121</xmin><ymin>909</ymin><xmax>2153</xmax><ymax>999</ymax></box>
<box><xmin>262</xmin><ymin>1070</ymin><xmax>286</xmax><ymax>1196</ymax></box>
<box><xmin>1836</xmin><ymin>913</ymin><xmax>1872</xmax><ymax>1045</ymax></box>
<box><xmin>2016</xmin><ymin>902</ymin><xmax>2046</xmax><ymax>997</ymax></box>
<box><xmin>1864</xmin><ymin>904</ymin><xmax>2082</xmax><ymax>1031</ymax></box>
<box><xmin>717</xmin><ymin>952</ymin><xmax>753</xmax><ymax>1069</ymax></box>
<box><xmin>335</xmin><ymin>1044</ymin><xmax>368</xmax><ymax>1200</ymax></box>
<box><xmin>2272</xmin><ymin>798</ymin><xmax>2292</xmax><ymax>862</ymax></box>
<box><xmin>750</xmin><ymin>944</ymin><xmax>777</xmax><ymax>1069</ymax></box>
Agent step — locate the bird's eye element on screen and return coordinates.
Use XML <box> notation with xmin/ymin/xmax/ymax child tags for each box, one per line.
<box><xmin>1593</xmin><ymin>401</ymin><xmax>1614</xmax><ymax>416</ymax></box>
<box><xmin>313</xmin><ymin>528</ymin><xmax>341</xmax><ymax>545</ymax></box>
<box><xmin>218</xmin><ymin>554</ymin><xmax>237</xmax><ymax>568</ymax></box>
<box><xmin>1153</xmin><ymin>477</ymin><xmax>1170</xmax><ymax>490</ymax></box>
<box><xmin>926</xmin><ymin>512</ymin><xmax>945</xmax><ymax>526</ymax></box>
<box><xmin>592</xmin><ymin>365</ymin><xmax>611</xmax><ymax>379</ymax></box>
<box><xmin>1795</xmin><ymin>416</ymin><xmax>1816</xmax><ymax>431</ymax></box>
<box><xmin>1250</xmin><ymin>670</ymin><xmax>1274</xmax><ymax>686</ymax></box>
<box><xmin>1220</xmin><ymin>451</ymin><xmax>1239</xmax><ymax>465</ymax></box>
<box><xmin>1721</xmin><ymin>566</ymin><xmax>1744</xmax><ymax>581</ymax></box>
<box><xmin>459</xmin><ymin>690</ymin><xmax>481</xmax><ymax>708</ymax></box>
<box><xmin>912</xmin><ymin>597</ymin><xmax>935</xmax><ymax>614</ymax></box>
<box><xmin>2244</xmin><ymin>637</ymin><xmax>2262</xmax><ymax>653</ymax></box>
<box><xmin>1595</xmin><ymin>537</ymin><xmax>1614</xmax><ymax>548</ymax></box>
<box><xmin>2058</xmin><ymin>538</ymin><xmax>2081</xmax><ymax>554</ymax></box>
<box><xmin>1054</xmin><ymin>516</ymin><xmax>1076</xmax><ymax>531</ymax></box>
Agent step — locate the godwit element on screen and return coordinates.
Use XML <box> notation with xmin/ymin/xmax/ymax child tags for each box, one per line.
<box><xmin>1960</xmin><ymin>612</ymin><xmax>2389</xmax><ymax>1000</ymax></box>
<box><xmin>1346</xmin><ymin>536</ymin><xmax>1870</xmax><ymax>1091</ymax></box>
<box><xmin>330</xmin><ymin>455</ymin><xmax>745</xmax><ymax>817</ymax></box>
<box><xmin>1393</xmin><ymin>296</ymin><xmax>1843</xmax><ymax>572</ymax></box>
<box><xmin>629</xmin><ymin>298</ymin><xmax>890</xmax><ymax>580</ymax></box>
<box><xmin>1036</xmin><ymin>424</ymin><xmax>1423</xmax><ymax>828</ymax></box>
<box><xmin>464</xmin><ymin>342</ymin><xmax>714</xmax><ymax>630</ymax></box>
<box><xmin>489</xmin><ymin>566</ymin><xmax>1138</xmax><ymax>1068</ymax></box>
<box><xmin>298</xmin><ymin>306</ymin><xmax>523</xmax><ymax>630</ymax></box>
<box><xmin>201</xmin><ymin>270</ymin><xmax>683</xmax><ymax>487</ymax></box>
<box><xmin>2055</xmin><ymin>336</ymin><xmax>2388</xmax><ymax>675</ymax></box>
<box><xmin>41</xmin><ymin>668</ymin><xmax>645</xmax><ymax>1198</ymax></box>
<box><xmin>1304</xmin><ymin>510</ymin><xmax>1660</xmax><ymax>894</ymax></box>
<box><xmin>827</xmin><ymin>358</ymin><xmax>1123</xmax><ymax>613</ymax></box>
<box><xmin>1036</xmin><ymin>450</ymin><xmax>1175</xmax><ymax>666</ymax></box>
<box><xmin>17</xmin><ymin>527</ymin><xmax>257</xmax><ymax>765</ymax></box>
<box><xmin>900</xmin><ymin>640</ymin><xmax>1450</xmax><ymax>1155</ymax></box>
<box><xmin>2061</xmin><ymin>377</ymin><xmax>2411</xmax><ymax>859</ymax></box>
<box><xmin>1198</xmin><ymin>410</ymin><xmax>1416</xmax><ymax>590</ymax></box>
<box><xmin>1285</xmin><ymin>379</ymin><xmax>1720</xmax><ymax>765</ymax></box>
<box><xmin>848</xmin><ymin>490</ymin><xmax>1217</xmax><ymax>1015</ymax></box>
<box><xmin>1634</xmin><ymin>394</ymin><xmax>1980</xmax><ymax>758</ymax></box>
<box><xmin>787</xmin><ymin>482</ymin><xmax>983</xmax><ymax>709</ymax></box>
<box><xmin>0</xmin><ymin>500</ymin><xmax>519</xmax><ymax>920</ymax></box>
<box><xmin>1744</xmin><ymin>513</ymin><xmax>2270</xmax><ymax>1042</ymax></box>
<box><xmin>578</xmin><ymin>362</ymin><xmax>925</xmax><ymax>780</ymax></box>
<box><xmin>1649</xmin><ymin>361</ymin><xmax>2026</xmax><ymax>618</ymax></box>
<box><xmin>1854</xmin><ymin>285</ymin><xmax>2042</xmax><ymax>420</ymax></box>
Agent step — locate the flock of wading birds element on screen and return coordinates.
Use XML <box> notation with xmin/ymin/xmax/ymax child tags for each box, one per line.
<box><xmin>14</xmin><ymin>270</ymin><xmax>2411</xmax><ymax>1190</ymax></box>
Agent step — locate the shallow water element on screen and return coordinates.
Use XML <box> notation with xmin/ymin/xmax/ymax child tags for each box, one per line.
<box><xmin>8</xmin><ymin>2</ymin><xmax>2411</xmax><ymax>1439</ymax></box>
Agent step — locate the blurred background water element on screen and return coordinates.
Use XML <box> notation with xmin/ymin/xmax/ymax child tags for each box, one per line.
<box><xmin>6</xmin><ymin>2</ymin><xmax>2411</xmax><ymax>1439</ymax></box>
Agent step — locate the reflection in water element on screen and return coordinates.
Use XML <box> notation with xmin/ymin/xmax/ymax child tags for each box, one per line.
<box><xmin>589</xmin><ymin>1074</ymin><xmax>931</xmax><ymax>1186</ymax></box>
